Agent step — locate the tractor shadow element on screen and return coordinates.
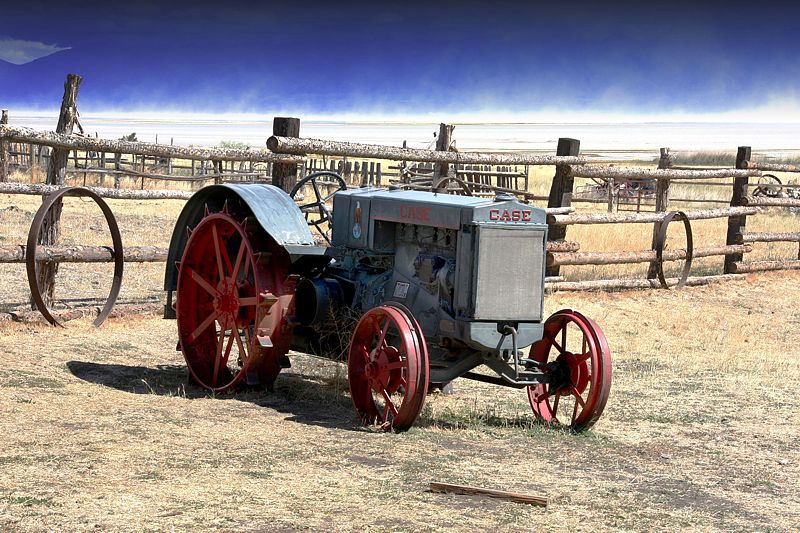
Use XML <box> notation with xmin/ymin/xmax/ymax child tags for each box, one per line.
<box><xmin>66</xmin><ymin>361</ymin><xmax>359</xmax><ymax>431</ymax></box>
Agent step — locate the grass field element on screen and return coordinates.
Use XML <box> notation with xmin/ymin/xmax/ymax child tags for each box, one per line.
<box><xmin>0</xmin><ymin>165</ymin><xmax>799</xmax><ymax>530</ymax></box>
<box><xmin>0</xmin><ymin>271</ymin><xmax>798</xmax><ymax>531</ymax></box>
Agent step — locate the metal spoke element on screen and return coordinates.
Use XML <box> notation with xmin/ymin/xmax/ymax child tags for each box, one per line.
<box><xmin>570</xmin><ymin>385</ymin><xmax>586</xmax><ymax>407</ymax></box>
<box><xmin>311</xmin><ymin>179</ymin><xmax>323</xmax><ymax>205</ymax></box>
<box><xmin>572</xmin><ymin>398</ymin><xmax>580</xmax><ymax>422</ymax></box>
<box><xmin>211</xmin><ymin>326</ymin><xmax>226</xmax><ymax>387</ymax></box>
<box><xmin>551</xmin><ymin>389</ymin><xmax>560</xmax><ymax>418</ymax></box>
<box><xmin>190</xmin><ymin>268</ymin><xmax>219</xmax><ymax>298</ymax></box>
<box><xmin>189</xmin><ymin>310</ymin><xmax>219</xmax><ymax>342</ymax></box>
<box><xmin>385</xmin><ymin>360</ymin><xmax>405</xmax><ymax>370</ymax></box>
<box><xmin>376</xmin><ymin>317</ymin><xmax>390</xmax><ymax>351</ymax></box>
<box><xmin>232</xmin><ymin>328</ymin><xmax>248</xmax><ymax>364</ymax></box>
<box><xmin>238</xmin><ymin>296</ymin><xmax>258</xmax><ymax>306</ymax></box>
<box><xmin>212</xmin><ymin>223</ymin><xmax>225</xmax><ymax>280</ymax></box>
<box><xmin>551</xmin><ymin>337</ymin><xmax>566</xmax><ymax>355</ymax></box>
<box><xmin>231</xmin><ymin>239</ymin><xmax>246</xmax><ymax>281</ymax></box>
<box><xmin>381</xmin><ymin>389</ymin><xmax>399</xmax><ymax>419</ymax></box>
<box><xmin>213</xmin><ymin>330</ymin><xmax>235</xmax><ymax>387</ymax></box>
<box><xmin>576</xmin><ymin>351</ymin><xmax>591</xmax><ymax>363</ymax></box>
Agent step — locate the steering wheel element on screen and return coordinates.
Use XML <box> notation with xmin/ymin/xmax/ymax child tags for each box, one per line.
<box><xmin>432</xmin><ymin>176</ymin><xmax>473</xmax><ymax>196</ymax></box>
<box><xmin>754</xmin><ymin>174</ymin><xmax>783</xmax><ymax>198</ymax></box>
<box><xmin>289</xmin><ymin>171</ymin><xmax>348</xmax><ymax>243</ymax></box>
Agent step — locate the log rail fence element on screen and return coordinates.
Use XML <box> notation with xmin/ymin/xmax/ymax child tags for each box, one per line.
<box><xmin>2</xmin><ymin>98</ymin><xmax>800</xmax><ymax>324</ymax></box>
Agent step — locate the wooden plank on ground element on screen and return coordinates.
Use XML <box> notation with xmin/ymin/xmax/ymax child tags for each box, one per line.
<box><xmin>429</xmin><ymin>482</ymin><xmax>548</xmax><ymax>507</ymax></box>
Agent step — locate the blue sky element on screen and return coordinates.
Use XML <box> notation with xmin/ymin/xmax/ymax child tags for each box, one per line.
<box><xmin>2</xmin><ymin>1</ymin><xmax>800</xmax><ymax>120</ymax></box>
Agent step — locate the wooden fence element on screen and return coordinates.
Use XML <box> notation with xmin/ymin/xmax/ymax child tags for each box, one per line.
<box><xmin>2</xmin><ymin>98</ymin><xmax>800</xmax><ymax>324</ymax></box>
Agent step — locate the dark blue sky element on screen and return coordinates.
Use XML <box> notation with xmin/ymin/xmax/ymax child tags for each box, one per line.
<box><xmin>2</xmin><ymin>1</ymin><xmax>799</xmax><ymax>118</ymax></box>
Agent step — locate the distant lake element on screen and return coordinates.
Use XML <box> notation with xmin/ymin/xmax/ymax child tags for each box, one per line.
<box><xmin>10</xmin><ymin>113</ymin><xmax>800</xmax><ymax>159</ymax></box>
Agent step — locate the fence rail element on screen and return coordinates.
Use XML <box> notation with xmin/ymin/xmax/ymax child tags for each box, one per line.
<box><xmin>1</xmin><ymin>101</ymin><xmax>799</xmax><ymax>325</ymax></box>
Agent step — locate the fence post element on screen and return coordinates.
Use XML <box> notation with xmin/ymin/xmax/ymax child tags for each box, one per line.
<box><xmin>0</xmin><ymin>109</ymin><xmax>8</xmax><ymax>182</ymax></box>
<box><xmin>647</xmin><ymin>148</ymin><xmax>672</xmax><ymax>279</ymax></box>
<box><xmin>545</xmin><ymin>138</ymin><xmax>580</xmax><ymax>277</ymax></box>
<box><xmin>433</xmin><ymin>123</ymin><xmax>454</xmax><ymax>183</ymax></box>
<box><xmin>35</xmin><ymin>73</ymin><xmax>83</xmax><ymax>310</ymax></box>
<box><xmin>272</xmin><ymin>117</ymin><xmax>300</xmax><ymax>192</ymax></box>
<box><xmin>724</xmin><ymin>146</ymin><xmax>751</xmax><ymax>273</ymax></box>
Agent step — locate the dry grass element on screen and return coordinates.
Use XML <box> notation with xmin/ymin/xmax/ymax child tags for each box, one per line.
<box><xmin>0</xmin><ymin>272</ymin><xmax>798</xmax><ymax>531</ymax></box>
<box><xmin>1</xmin><ymin>169</ymin><xmax>800</xmax><ymax>531</ymax></box>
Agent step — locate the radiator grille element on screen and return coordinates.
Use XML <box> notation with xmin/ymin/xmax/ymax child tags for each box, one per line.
<box><xmin>472</xmin><ymin>226</ymin><xmax>545</xmax><ymax>321</ymax></box>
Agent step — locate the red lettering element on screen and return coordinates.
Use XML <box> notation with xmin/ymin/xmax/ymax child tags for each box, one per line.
<box><xmin>400</xmin><ymin>205</ymin><xmax>430</xmax><ymax>222</ymax></box>
<box><xmin>488</xmin><ymin>209</ymin><xmax>533</xmax><ymax>223</ymax></box>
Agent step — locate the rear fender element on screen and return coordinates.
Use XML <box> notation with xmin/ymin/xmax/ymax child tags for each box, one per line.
<box><xmin>164</xmin><ymin>184</ymin><xmax>318</xmax><ymax>292</ymax></box>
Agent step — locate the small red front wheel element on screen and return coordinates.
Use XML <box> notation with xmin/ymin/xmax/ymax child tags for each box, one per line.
<box><xmin>527</xmin><ymin>309</ymin><xmax>612</xmax><ymax>431</ymax></box>
<box><xmin>347</xmin><ymin>305</ymin><xmax>429</xmax><ymax>431</ymax></box>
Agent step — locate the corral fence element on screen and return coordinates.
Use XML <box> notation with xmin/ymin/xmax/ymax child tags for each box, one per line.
<box><xmin>1</xmin><ymin>75</ymin><xmax>799</xmax><ymax>324</ymax></box>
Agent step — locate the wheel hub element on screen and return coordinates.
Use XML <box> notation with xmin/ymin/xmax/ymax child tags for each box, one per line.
<box><xmin>366</xmin><ymin>346</ymin><xmax>401</xmax><ymax>392</ymax></box>
<box><xmin>214</xmin><ymin>278</ymin><xmax>240</xmax><ymax>313</ymax></box>
<box><xmin>549</xmin><ymin>352</ymin><xmax>589</xmax><ymax>395</ymax></box>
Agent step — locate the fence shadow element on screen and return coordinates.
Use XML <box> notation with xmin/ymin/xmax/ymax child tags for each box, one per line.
<box><xmin>65</xmin><ymin>360</ymin><xmax>360</xmax><ymax>431</ymax></box>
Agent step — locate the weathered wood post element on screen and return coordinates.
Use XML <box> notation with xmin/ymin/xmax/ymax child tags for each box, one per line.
<box><xmin>213</xmin><ymin>159</ymin><xmax>223</xmax><ymax>184</ymax></box>
<box><xmin>0</xmin><ymin>109</ymin><xmax>8</xmax><ymax>182</ymax></box>
<box><xmin>272</xmin><ymin>117</ymin><xmax>300</xmax><ymax>192</ymax></box>
<box><xmin>432</xmin><ymin>123</ymin><xmax>454</xmax><ymax>183</ymax></box>
<box><xmin>35</xmin><ymin>73</ymin><xmax>83</xmax><ymax>309</ymax></box>
<box><xmin>545</xmin><ymin>138</ymin><xmax>580</xmax><ymax>277</ymax></box>
<box><xmin>647</xmin><ymin>148</ymin><xmax>672</xmax><ymax>279</ymax></box>
<box><xmin>725</xmin><ymin>146</ymin><xmax>751</xmax><ymax>273</ymax></box>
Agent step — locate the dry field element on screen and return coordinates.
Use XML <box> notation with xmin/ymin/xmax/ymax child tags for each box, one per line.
<box><xmin>0</xmin><ymin>168</ymin><xmax>799</xmax><ymax>531</ymax></box>
<box><xmin>0</xmin><ymin>272</ymin><xmax>798</xmax><ymax>531</ymax></box>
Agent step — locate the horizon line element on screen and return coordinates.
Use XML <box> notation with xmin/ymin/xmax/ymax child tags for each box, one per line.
<box><xmin>8</xmin><ymin>106</ymin><xmax>800</xmax><ymax>125</ymax></box>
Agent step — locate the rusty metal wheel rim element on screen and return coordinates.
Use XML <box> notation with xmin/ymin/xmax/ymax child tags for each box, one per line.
<box><xmin>176</xmin><ymin>211</ymin><xmax>293</xmax><ymax>392</ymax></box>
<box><xmin>348</xmin><ymin>305</ymin><xmax>429</xmax><ymax>431</ymax></box>
<box><xmin>25</xmin><ymin>186</ymin><xmax>124</xmax><ymax>327</ymax></box>
<box><xmin>432</xmin><ymin>176</ymin><xmax>473</xmax><ymax>196</ymax></box>
<box><xmin>656</xmin><ymin>210</ymin><xmax>693</xmax><ymax>289</ymax></box>
<box><xmin>755</xmin><ymin>174</ymin><xmax>783</xmax><ymax>197</ymax></box>
<box><xmin>527</xmin><ymin>309</ymin><xmax>611</xmax><ymax>431</ymax></box>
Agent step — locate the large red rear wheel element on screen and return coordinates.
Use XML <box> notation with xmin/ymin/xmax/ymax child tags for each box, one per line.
<box><xmin>348</xmin><ymin>305</ymin><xmax>429</xmax><ymax>431</ymax></box>
<box><xmin>527</xmin><ymin>309</ymin><xmax>612</xmax><ymax>431</ymax></box>
<box><xmin>176</xmin><ymin>211</ymin><xmax>295</xmax><ymax>392</ymax></box>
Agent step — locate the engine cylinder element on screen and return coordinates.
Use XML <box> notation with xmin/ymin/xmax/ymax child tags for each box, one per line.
<box><xmin>295</xmin><ymin>278</ymin><xmax>344</xmax><ymax>326</ymax></box>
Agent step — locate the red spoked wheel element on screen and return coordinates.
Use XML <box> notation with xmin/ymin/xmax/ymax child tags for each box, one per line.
<box><xmin>176</xmin><ymin>210</ymin><xmax>295</xmax><ymax>392</ymax></box>
<box><xmin>527</xmin><ymin>309</ymin><xmax>612</xmax><ymax>431</ymax></box>
<box><xmin>348</xmin><ymin>305</ymin><xmax>429</xmax><ymax>431</ymax></box>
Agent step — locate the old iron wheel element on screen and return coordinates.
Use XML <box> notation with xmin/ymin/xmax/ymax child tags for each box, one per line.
<box><xmin>176</xmin><ymin>211</ymin><xmax>294</xmax><ymax>393</ymax></box>
<box><xmin>289</xmin><ymin>171</ymin><xmax>347</xmax><ymax>243</ymax></box>
<box><xmin>383</xmin><ymin>301</ymin><xmax>444</xmax><ymax>395</ymax></box>
<box><xmin>754</xmin><ymin>174</ymin><xmax>783</xmax><ymax>197</ymax></box>
<box><xmin>526</xmin><ymin>309</ymin><xmax>611</xmax><ymax>431</ymax></box>
<box><xmin>348</xmin><ymin>305</ymin><xmax>429</xmax><ymax>431</ymax></box>
<box><xmin>432</xmin><ymin>176</ymin><xmax>473</xmax><ymax>196</ymax></box>
<box><xmin>25</xmin><ymin>186</ymin><xmax>124</xmax><ymax>327</ymax></box>
<box><xmin>571</xmin><ymin>311</ymin><xmax>613</xmax><ymax>428</ymax></box>
<box><xmin>656</xmin><ymin>210</ymin><xmax>693</xmax><ymax>289</ymax></box>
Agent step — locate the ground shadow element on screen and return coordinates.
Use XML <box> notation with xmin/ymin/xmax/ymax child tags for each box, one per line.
<box><xmin>66</xmin><ymin>360</ymin><xmax>360</xmax><ymax>431</ymax></box>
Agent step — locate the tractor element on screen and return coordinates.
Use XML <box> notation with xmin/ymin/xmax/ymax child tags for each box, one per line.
<box><xmin>164</xmin><ymin>171</ymin><xmax>612</xmax><ymax>431</ymax></box>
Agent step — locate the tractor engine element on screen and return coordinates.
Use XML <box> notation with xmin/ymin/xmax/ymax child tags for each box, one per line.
<box><xmin>293</xmin><ymin>188</ymin><xmax>549</xmax><ymax>371</ymax></box>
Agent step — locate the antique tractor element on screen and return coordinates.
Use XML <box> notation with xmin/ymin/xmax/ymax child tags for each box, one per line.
<box><xmin>164</xmin><ymin>172</ymin><xmax>612</xmax><ymax>431</ymax></box>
